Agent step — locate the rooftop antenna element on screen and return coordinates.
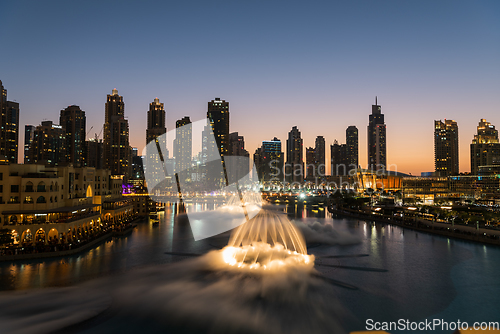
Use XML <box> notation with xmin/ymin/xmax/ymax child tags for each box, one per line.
<box><xmin>376</xmin><ymin>96</ymin><xmax>378</xmax><ymax>105</ymax></box>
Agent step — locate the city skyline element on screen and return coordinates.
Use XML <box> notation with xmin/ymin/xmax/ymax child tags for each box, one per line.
<box><xmin>7</xmin><ymin>83</ymin><xmax>500</xmax><ymax>176</ymax></box>
<box><xmin>1</xmin><ymin>1</ymin><xmax>498</xmax><ymax>175</ymax></box>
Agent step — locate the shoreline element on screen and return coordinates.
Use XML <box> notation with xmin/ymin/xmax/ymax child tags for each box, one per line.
<box><xmin>329</xmin><ymin>207</ymin><xmax>500</xmax><ymax>246</ymax></box>
<box><xmin>0</xmin><ymin>218</ymin><xmax>146</xmax><ymax>262</ymax></box>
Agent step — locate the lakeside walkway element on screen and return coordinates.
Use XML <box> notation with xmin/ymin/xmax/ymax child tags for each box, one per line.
<box><xmin>330</xmin><ymin>207</ymin><xmax>500</xmax><ymax>246</ymax></box>
<box><xmin>0</xmin><ymin>220</ymin><xmax>142</xmax><ymax>262</ymax></box>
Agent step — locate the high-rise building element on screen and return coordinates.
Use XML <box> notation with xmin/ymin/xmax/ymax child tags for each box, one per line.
<box><xmin>255</xmin><ymin>138</ymin><xmax>283</xmax><ymax>183</ymax></box>
<box><xmin>331</xmin><ymin>140</ymin><xmax>347</xmax><ymax>176</ymax></box>
<box><xmin>60</xmin><ymin>105</ymin><xmax>86</xmax><ymax>167</ymax></box>
<box><xmin>346</xmin><ymin>126</ymin><xmax>358</xmax><ymax>170</ymax></box>
<box><xmin>145</xmin><ymin>98</ymin><xmax>167</xmax><ymax>187</ymax></box>
<box><xmin>367</xmin><ymin>97</ymin><xmax>386</xmax><ymax>171</ymax></box>
<box><xmin>470</xmin><ymin>119</ymin><xmax>500</xmax><ymax>175</ymax></box>
<box><xmin>331</xmin><ymin>126</ymin><xmax>358</xmax><ymax>177</ymax></box>
<box><xmin>305</xmin><ymin>147</ymin><xmax>315</xmax><ymax>180</ymax></box>
<box><xmin>131</xmin><ymin>147</ymin><xmax>145</xmax><ymax>181</ymax></box>
<box><xmin>103</xmin><ymin>89</ymin><xmax>130</xmax><ymax>178</ymax></box>
<box><xmin>207</xmin><ymin>98</ymin><xmax>229</xmax><ymax>157</ymax></box>
<box><xmin>30</xmin><ymin>121</ymin><xmax>67</xmax><ymax>166</ymax></box>
<box><xmin>24</xmin><ymin>125</ymin><xmax>35</xmax><ymax>164</ymax></box>
<box><xmin>146</xmin><ymin>98</ymin><xmax>166</xmax><ymax>145</ymax></box>
<box><xmin>174</xmin><ymin>117</ymin><xmax>192</xmax><ymax>180</ymax></box>
<box><xmin>86</xmin><ymin>138</ymin><xmax>103</xmax><ymax>169</ymax></box>
<box><xmin>227</xmin><ymin>132</ymin><xmax>250</xmax><ymax>181</ymax></box>
<box><xmin>0</xmin><ymin>80</ymin><xmax>20</xmax><ymax>164</ymax></box>
<box><xmin>434</xmin><ymin>119</ymin><xmax>459</xmax><ymax>176</ymax></box>
<box><xmin>286</xmin><ymin>126</ymin><xmax>303</xmax><ymax>183</ymax></box>
<box><xmin>314</xmin><ymin>136</ymin><xmax>326</xmax><ymax>178</ymax></box>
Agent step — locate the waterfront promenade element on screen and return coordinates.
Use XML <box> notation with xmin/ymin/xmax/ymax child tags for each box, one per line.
<box><xmin>329</xmin><ymin>206</ymin><xmax>500</xmax><ymax>246</ymax></box>
<box><xmin>0</xmin><ymin>220</ymin><xmax>141</xmax><ymax>262</ymax></box>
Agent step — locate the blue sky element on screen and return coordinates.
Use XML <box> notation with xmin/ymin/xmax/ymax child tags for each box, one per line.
<box><xmin>1</xmin><ymin>0</ymin><xmax>499</xmax><ymax>174</ymax></box>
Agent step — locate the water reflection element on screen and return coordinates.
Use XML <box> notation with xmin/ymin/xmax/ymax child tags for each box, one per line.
<box><xmin>0</xmin><ymin>204</ymin><xmax>499</xmax><ymax>333</ymax></box>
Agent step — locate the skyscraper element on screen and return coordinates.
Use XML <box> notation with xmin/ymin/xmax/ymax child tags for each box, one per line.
<box><xmin>174</xmin><ymin>116</ymin><xmax>192</xmax><ymax>180</ymax></box>
<box><xmin>434</xmin><ymin>119</ymin><xmax>459</xmax><ymax>176</ymax></box>
<box><xmin>86</xmin><ymin>138</ymin><xmax>103</xmax><ymax>169</ymax></box>
<box><xmin>286</xmin><ymin>126</ymin><xmax>303</xmax><ymax>183</ymax></box>
<box><xmin>227</xmin><ymin>132</ymin><xmax>250</xmax><ymax>181</ymax></box>
<box><xmin>0</xmin><ymin>80</ymin><xmax>20</xmax><ymax>164</ymax></box>
<box><xmin>24</xmin><ymin>125</ymin><xmax>35</xmax><ymax>164</ymax></box>
<box><xmin>103</xmin><ymin>89</ymin><xmax>130</xmax><ymax>178</ymax></box>
<box><xmin>145</xmin><ymin>98</ymin><xmax>167</xmax><ymax>186</ymax></box>
<box><xmin>255</xmin><ymin>138</ymin><xmax>283</xmax><ymax>183</ymax></box>
<box><xmin>60</xmin><ymin>105</ymin><xmax>86</xmax><ymax>167</ymax></box>
<box><xmin>367</xmin><ymin>97</ymin><xmax>386</xmax><ymax>171</ymax></box>
<box><xmin>331</xmin><ymin>126</ymin><xmax>358</xmax><ymax>177</ymax></box>
<box><xmin>314</xmin><ymin>136</ymin><xmax>326</xmax><ymax>178</ymax></box>
<box><xmin>207</xmin><ymin>98</ymin><xmax>229</xmax><ymax>157</ymax></box>
<box><xmin>346</xmin><ymin>125</ymin><xmax>358</xmax><ymax>171</ymax></box>
<box><xmin>30</xmin><ymin>121</ymin><xmax>67</xmax><ymax>166</ymax></box>
<box><xmin>146</xmin><ymin>98</ymin><xmax>166</xmax><ymax>145</ymax></box>
<box><xmin>331</xmin><ymin>140</ymin><xmax>347</xmax><ymax>176</ymax></box>
<box><xmin>470</xmin><ymin>119</ymin><xmax>500</xmax><ymax>175</ymax></box>
<box><xmin>305</xmin><ymin>147</ymin><xmax>315</xmax><ymax>180</ymax></box>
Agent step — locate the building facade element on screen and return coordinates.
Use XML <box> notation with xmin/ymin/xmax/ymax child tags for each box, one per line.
<box><xmin>30</xmin><ymin>121</ymin><xmax>67</xmax><ymax>166</ymax></box>
<box><xmin>174</xmin><ymin>116</ymin><xmax>192</xmax><ymax>180</ymax></box>
<box><xmin>286</xmin><ymin>126</ymin><xmax>304</xmax><ymax>183</ymax></box>
<box><xmin>207</xmin><ymin>98</ymin><xmax>229</xmax><ymax>157</ymax></box>
<box><xmin>470</xmin><ymin>119</ymin><xmax>500</xmax><ymax>175</ymax></box>
<box><xmin>24</xmin><ymin>125</ymin><xmax>35</xmax><ymax>164</ymax></box>
<box><xmin>367</xmin><ymin>98</ymin><xmax>386</xmax><ymax>171</ymax></box>
<box><xmin>0</xmin><ymin>164</ymin><xmax>135</xmax><ymax>247</ymax></box>
<box><xmin>103</xmin><ymin>89</ymin><xmax>130</xmax><ymax>179</ymax></box>
<box><xmin>434</xmin><ymin>119</ymin><xmax>459</xmax><ymax>176</ymax></box>
<box><xmin>0</xmin><ymin>80</ymin><xmax>20</xmax><ymax>164</ymax></box>
<box><xmin>60</xmin><ymin>105</ymin><xmax>86</xmax><ymax>167</ymax></box>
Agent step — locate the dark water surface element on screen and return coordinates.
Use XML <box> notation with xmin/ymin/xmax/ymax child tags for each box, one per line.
<box><xmin>0</xmin><ymin>204</ymin><xmax>499</xmax><ymax>333</ymax></box>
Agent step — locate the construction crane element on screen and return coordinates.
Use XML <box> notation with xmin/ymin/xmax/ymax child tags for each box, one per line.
<box><xmin>86</xmin><ymin>126</ymin><xmax>94</xmax><ymax>138</ymax></box>
<box><xmin>92</xmin><ymin>126</ymin><xmax>104</xmax><ymax>142</ymax></box>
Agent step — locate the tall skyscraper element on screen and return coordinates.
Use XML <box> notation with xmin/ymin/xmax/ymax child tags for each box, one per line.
<box><xmin>174</xmin><ymin>116</ymin><xmax>192</xmax><ymax>180</ymax></box>
<box><xmin>0</xmin><ymin>80</ymin><xmax>20</xmax><ymax>164</ymax></box>
<box><xmin>305</xmin><ymin>147</ymin><xmax>316</xmax><ymax>180</ymax></box>
<box><xmin>24</xmin><ymin>125</ymin><xmax>35</xmax><ymax>164</ymax></box>
<box><xmin>145</xmin><ymin>98</ymin><xmax>167</xmax><ymax>186</ymax></box>
<box><xmin>207</xmin><ymin>98</ymin><xmax>229</xmax><ymax>157</ymax></box>
<box><xmin>315</xmin><ymin>136</ymin><xmax>326</xmax><ymax>178</ymax></box>
<box><xmin>286</xmin><ymin>126</ymin><xmax>303</xmax><ymax>183</ymax></box>
<box><xmin>434</xmin><ymin>119</ymin><xmax>459</xmax><ymax>176</ymax></box>
<box><xmin>227</xmin><ymin>132</ymin><xmax>250</xmax><ymax>181</ymax></box>
<box><xmin>103</xmin><ymin>89</ymin><xmax>130</xmax><ymax>178</ymax></box>
<box><xmin>367</xmin><ymin>97</ymin><xmax>386</xmax><ymax>171</ymax></box>
<box><xmin>30</xmin><ymin>121</ymin><xmax>67</xmax><ymax>166</ymax></box>
<box><xmin>255</xmin><ymin>138</ymin><xmax>283</xmax><ymax>182</ymax></box>
<box><xmin>346</xmin><ymin>126</ymin><xmax>358</xmax><ymax>171</ymax></box>
<box><xmin>331</xmin><ymin>126</ymin><xmax>358</xmax><ymax>177</ymax></box>
<box><xmin>331</xmin><ymin>140</ymin><xmax>347</xmax><ymax>176</ymax></box>
<box><xmin>60</xmin><ymin>105</ymin><xmax>86</xmax><ymax>167</ymax></box>
<box><xmin>146</xmin><ymin>98</ymin><xmax>166</xmax><ymax>145</ymax></box>
<box><xmin>470</xmin><ymin>119</ymin><xmax>500</xmax><ymax>175</ymax></box>
<box><xmin>86</xmin><ymin>138</ymin><xmax>103</xmax><ymax>169</ymax></box>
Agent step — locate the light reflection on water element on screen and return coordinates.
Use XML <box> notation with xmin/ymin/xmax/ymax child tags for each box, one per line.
<box><xmin>0</xmin><ymin>204</ymin><xmax>499</xmax><ymax>333</ymax></box>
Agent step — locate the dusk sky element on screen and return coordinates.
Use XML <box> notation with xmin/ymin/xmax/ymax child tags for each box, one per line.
<box><xmin>1</xmin><ymin>0</ymin><xmax>499</xmax><ymax>175</ymax></box>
